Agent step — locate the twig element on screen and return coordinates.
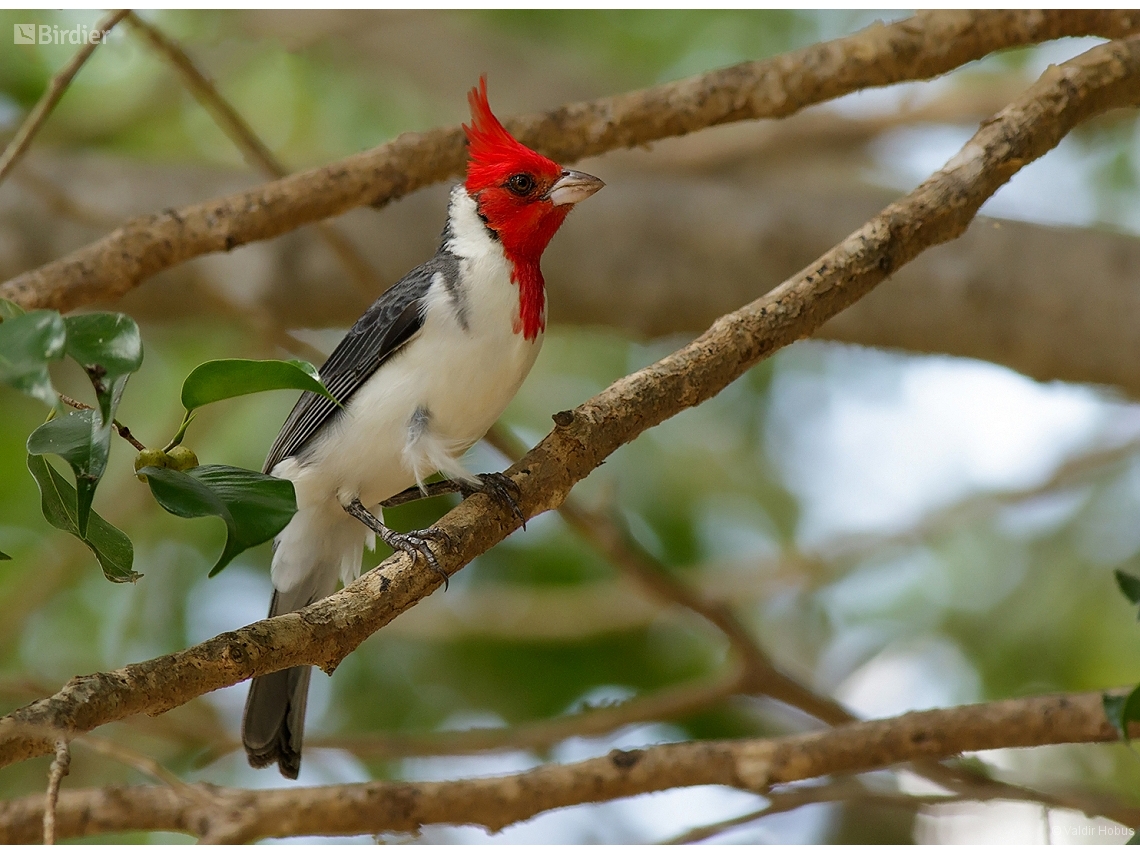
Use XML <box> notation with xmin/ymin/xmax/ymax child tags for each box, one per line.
<box><xmin>57</xmin><ymin>392</ymin><xmax>147</xmax><ymax>452</ymax></box>
<box><xmin>41</xmin><ymin>739</ymin><xmax>70</xmax><ymax>845</ymax></box>
<box><xmin>0</xmin><ymin>10</ymin><xmax>129</xmax><ymax>186</ymax></box>
<box><xmin>664</xmin><ymin>775</ymin><xmax>1140</xmax><ymax>843</ymax></box>
<box><xmin>821</xmin><ymin>434</ymin><xmax>1140</xmax><ymax>566</ymax></box>
<box><xmin>74</xmin><ymin>735</ymin><xmax>206</xmax><ymax>802</ymax></box>
<box><xmin>122</xmin><ymin>11</ymin><xmax>382</xmax><ymax>296</ymax></box>
<box><xmin>4</xmin><ymin>11</ymin><xmax>1138</xmax><ymax>313</ymax></box>
<box><xmin>664</xmin><ymin>778</ymin><xmax>942</xmax><ymax>844</ymax></box>
<box><xmin>314</xmin><ymin>666</ymin><xmax>746</xmax><ymax>759</ymax></box>
<box><xmin>181</xmin><ymin>667</ymin><xmax>745</xmax><ymax>768</ymax></box>
<box><xmin>2</xmin><ymin>31</ymin><xmax>1139</xmax><ymax>772</ymax></box>
<box><xmin>12</xmin><ymin>168</ymin><xmax>117</xmax><ymax>229</ymax></box>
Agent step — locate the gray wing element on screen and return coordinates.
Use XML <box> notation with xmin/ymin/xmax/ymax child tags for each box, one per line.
<box><xmin>263</xmin><ymin>260</ymin><xmax>446</xmax><ymax>473</ymax></box>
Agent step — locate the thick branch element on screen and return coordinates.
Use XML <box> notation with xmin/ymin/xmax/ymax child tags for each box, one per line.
<box><xmin>0</xmin><ymin>692</ymin><xmax>1129</xmax><ymax>843</ymax></box>
<box><xmin>1</xmin><ymin>10</ymin><xmax>1136</xmax><ymax>313</ymax></box>
<box><xmin>2</xmin><ymin>33</ymin><xmax>1138</xmax><ymax>772</ymax></box>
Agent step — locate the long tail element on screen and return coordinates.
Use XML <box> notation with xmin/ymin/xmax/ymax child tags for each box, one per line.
<box><xmin>242</xmin><ymin>563</ymin><xmax>341</xmax><ymax>778</ymax></box>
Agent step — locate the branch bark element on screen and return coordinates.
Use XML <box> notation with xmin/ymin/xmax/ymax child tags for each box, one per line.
<box><xmin>0</xmin><ymin>691</ymin><xmax>1129</xmax><ymax>843</ymax></box>
<box><xmin>2</xmin><ymin>31</ymin><xmax>1139</xmax><ymax>773</ymax></box>
<box><xmin>1</xmin><ymin>10</ymin><xmax>1136</xmax><ymax>313</ymax></box>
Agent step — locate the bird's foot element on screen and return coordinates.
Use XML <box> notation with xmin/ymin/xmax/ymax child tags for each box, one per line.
<box><xmin>345</xmin><ymin>499</ymin><xmax>453</xmax><ymax>589</ymax></box>
<box><xmin>462</xmin><ymin>472</ymin><xmax>525</xmax><ymax>529</ymax></box>
<box><xmin>379</xmin><ymin>526</ymin><xmax>453</xmax><ymax>587</ymax></box>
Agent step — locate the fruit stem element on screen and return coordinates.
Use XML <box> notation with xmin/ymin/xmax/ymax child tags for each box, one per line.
<box><xmin>58</xmin><ymin>393</ymin><xmax>147</xmax><ymax>451</ymax></box>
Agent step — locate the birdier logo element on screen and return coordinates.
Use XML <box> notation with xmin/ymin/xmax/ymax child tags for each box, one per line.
<box><xmin>13</xmin><ymin>23</ymin><xmax>109</xmax><ymax>45</ymax></box>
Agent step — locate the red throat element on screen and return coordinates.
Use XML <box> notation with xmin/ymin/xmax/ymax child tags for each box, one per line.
<box><xmin>507</xmin><ymin>258</ymin><xmax>546</xmax><ymax>341</ymax></box>
<box><xmin>463</xmin><ymin>76</ymin><xmax>568</xmax><ymax>342</ymax></box>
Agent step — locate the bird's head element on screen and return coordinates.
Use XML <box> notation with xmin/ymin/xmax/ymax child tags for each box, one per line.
<box><xmin>463</xmin><ymin>77</ymin><xmax>603</xmax><ymax>269</ymax></box>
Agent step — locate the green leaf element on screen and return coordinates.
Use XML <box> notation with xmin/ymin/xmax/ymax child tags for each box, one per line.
<box><xmin>27</xmin><ymin>403</ymin><xmax>122</xmax><ymax>538</ymax></box>
<box><xmin>180</xmin><ymin>358</ymin><xmax>337</xmax><ymax>411</ymax></box>
<box><xmin>1116</xmin><ymin>569</ymin><xmax>1140</xmax><ymax>617</ymax></box>
<box><xmin>27</xmin><ymin>454</ymin><xmax>136</xmax><ymax>582</ymax></box>
<box><xmin>1104</xmin><ymin>686</ymin><xmax>1140</xmax><ymax>741</ymax></box>
<box><xmin>141</xmin><ymin>464</ymin><xmax>296</xmax><ymax>576</ymax></box>
<box><xmin>0</xmin><ymin>298</ymin><xmax>26</xmax><ymax>320</ymax></box>
<box><xmin>64</xmin><ymin>313</ymin><xmax>142</xmax><ymax>427</ymax></box>
<box><xmin>0</xmin><ymin>309</ymin><xmax>66</xmax><ymax>409</ymax></box>
<box><xmin>63</xmin><ymin>312</ymin><xmax>143</xmax><ymax>376</ymax></box>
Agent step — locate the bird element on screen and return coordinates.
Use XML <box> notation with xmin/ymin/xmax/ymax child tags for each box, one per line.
<box><xmin>242</xmin><ymin>77</ymin><xmax>604</xmax><ymax>779</ymax></box>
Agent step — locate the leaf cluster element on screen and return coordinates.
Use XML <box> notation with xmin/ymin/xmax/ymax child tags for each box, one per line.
<box><xmin>0</xmin><ymin>300</ymin><xmax>336</xmax><ymax>581</ymax></box>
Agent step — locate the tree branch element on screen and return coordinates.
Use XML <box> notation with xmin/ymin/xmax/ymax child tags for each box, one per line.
<box><xmin>73</xmin><ymin>735</ymin><xmax>202</xmax><ymax>799</ymax></box>
<box><xmin>2</xmin><ymin>31</ymin><xmax>1139</xmax><ymax>773</ymax></box>
<box><xmin>1</xmin><ymin>10</ymin><xmax>1136</xmax><ymax>313</ymax></box>
<box><xmin>189</xmin><ymin>667</ymin><xmax>746</xmax><ymax>765</ymax></box>
<box><xmin>0</xmin><ymin>691</ymin><xmax>1131</xmax><ymax>843</ymax></box>
<box><xmin>662</xmin><ymin>775</ymin><xmax>1140</xmax><ymax>844</ymax></box>
<box><xmin>312</xmin><ymin>666</ymin><xmax>746</xmax><ymax>760</ymax></box>
<box><xmin>663</xmin><ymin>779</ymin><xmax>951</xmax><ymax>844</ymax></box>
<box><xmin>40</xmin><ymin>740</ymin><xmax>69</xmax><ymax>845</ymax></box>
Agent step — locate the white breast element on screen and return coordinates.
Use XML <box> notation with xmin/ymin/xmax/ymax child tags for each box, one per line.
<box><xmin>285</xmin><ymin>186</ymin><xmax>542</xmax><ymax>512</ymax></box>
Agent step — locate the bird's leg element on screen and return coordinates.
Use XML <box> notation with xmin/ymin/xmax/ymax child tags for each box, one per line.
<box><xmin>461</xmin><ymin>472</ymin><xmax>526</xmax><ymax>529</ymax></box>
<box><xmin>381</xmin><ymin>473</ymin><xmax>525</xmax><ymax>528</ymax></box>
<box><xmin>381</xmin><ymin>479</ymin><xmax>464</xmax><ymax>508</ymax></box>
<box><xmin>344</xmin><ymin>499</ymin><xmax>452</xmax><ymax>588</ymax></box>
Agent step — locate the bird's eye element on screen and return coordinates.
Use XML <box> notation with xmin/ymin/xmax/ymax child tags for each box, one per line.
<box><xmin>507</xmin><ymin>173</ymin><xmax>536</xmax><ymax>196</ymax></box>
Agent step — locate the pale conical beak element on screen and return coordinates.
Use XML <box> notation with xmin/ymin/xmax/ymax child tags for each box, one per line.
<box><xmin>546</xmin><ymin>170</ymin><xmax>605</xmax><ymax>206</ymax></box>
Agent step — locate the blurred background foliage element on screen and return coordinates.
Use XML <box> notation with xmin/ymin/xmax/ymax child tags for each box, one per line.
<box><xmin>1</xmin><ymin>8</ymin><xmax>1140</xmax><ymax>844</ymax></box>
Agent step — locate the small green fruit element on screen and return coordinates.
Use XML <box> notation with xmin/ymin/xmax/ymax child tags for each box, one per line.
<box><xmin>134</xmin><ymin>448</ymin><xmax>170</xmax><ymax>482</ymax></box>
<box><xmin>166</xmin><ymin>445</ymin><xmax>199</xmax><ymax>472</ymax></box>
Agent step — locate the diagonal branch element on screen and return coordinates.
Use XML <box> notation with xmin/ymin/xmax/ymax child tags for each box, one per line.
<box><xmin>0</xmin><ymin>10</ymin><xmax>129</xmax><ymax>186</ymax></box>
<box><xmin>313</xmin><ymin>666</ymin><xmax>746</xmax><ymax>760</ymax></box>
<box><xmin>662</xmin><ymin>775</ymin><xmax>1140</xmax><ymax>844</ymax></box>
<box><xmin>662</xmin><ymin>778</ymin><xmax>955</xmax><ymax>844</ymax></box>
<box><xmin>2</xmin><ymin>32</ymin><xmax>1139</xmax><ymax>772</ymax></box>
<box><xmin>0</xmin><ymin>691</ymin><xmax>1132</xmax><ymax>843</ymax></box>
<box><xmin>1</xmin><ymin>10</ymin><xmax>1136</xmax><ymax>312</ymax></box>
<box><xmin>193</xmin><ymin>667</ymin><xmax>746</xmax><ymax>764</ymax></box>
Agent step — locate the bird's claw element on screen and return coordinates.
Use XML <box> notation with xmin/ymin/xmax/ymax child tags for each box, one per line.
<box><xmin>380</xmin><ymin>526</ymin><xmax>452</xmax><ymax>589</ymax></box>
<box><xmin>345</xmin><ymin>500</ymin><xmax>453</xmax><ymax>589</ymax></box>
<box><xmin>463</xmin><ymin>472</ymin><xmax>525</xmax><ymax>529</ymax></box>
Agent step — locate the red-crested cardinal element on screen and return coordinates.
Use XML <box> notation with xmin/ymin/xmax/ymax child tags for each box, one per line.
<box><xmin>243</xmin><ymin>78</ymin><xmax>604</xmax><ymax>778</ymax></box>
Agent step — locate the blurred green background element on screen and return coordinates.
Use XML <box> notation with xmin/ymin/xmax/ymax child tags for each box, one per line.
<box><xmin>2</xmin><ymin>9</ymin><xmax>1140</xmax><ymax>844</ymax></box>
